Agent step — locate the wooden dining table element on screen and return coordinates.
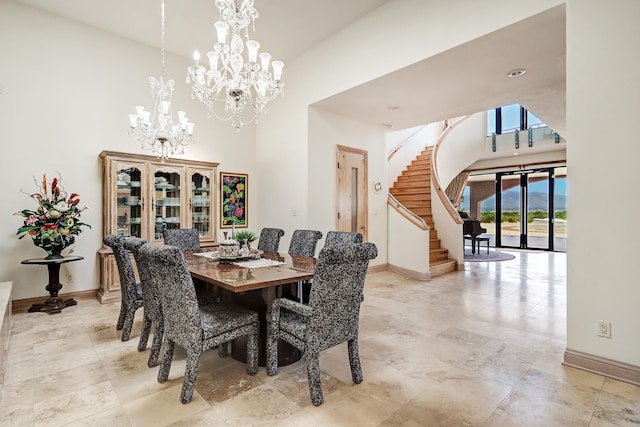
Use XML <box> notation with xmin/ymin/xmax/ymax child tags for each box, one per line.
<box><xmin>184</xmin><ymin>250</ymin><xmax>316</xmax><ymax>366</ymax></box>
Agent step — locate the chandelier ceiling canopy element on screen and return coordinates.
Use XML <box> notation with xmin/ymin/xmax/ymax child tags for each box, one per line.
<box><xmin>128</xmin><ymin>0</ymin><xmax>194</xmax><ymax>161</ymax></box>
<box><xmin>186</xmin><ymin>0</ymin><xmax>285</xmax><ymax>132</ymax></box>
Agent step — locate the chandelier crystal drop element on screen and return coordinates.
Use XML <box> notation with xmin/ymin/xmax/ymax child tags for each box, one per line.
<box><xmin>186</xmin><ymin>0</ymin><xmax>284</xmax><ymax>132</ymax></box>
<box><xmin>129</xmin><ymin>0</ymin><xmax>194</xmax><ymax>161</ymax></box>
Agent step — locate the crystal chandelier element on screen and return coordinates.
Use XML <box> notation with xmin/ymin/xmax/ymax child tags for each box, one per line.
<box><xmin>186</xmin><ymin>0</ymin><xmax>284</xmax><ymax>132</ymax></box>
<box><xmin>129</xmin><ymin>0</ymin><xmax>194</xmax><ymax>161</ymax></box>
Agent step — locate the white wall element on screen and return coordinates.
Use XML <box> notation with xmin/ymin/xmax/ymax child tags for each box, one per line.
<box><xmin>566</xmin><ymin>0</ymin><xmax>640</xmax><ymax>365</ymax></box>
<box><xmin>0</xmin><ymin>3</ymin><xmax>255</xmax><ymax>300</ymax></box>
<box><xmin>307</xmin><ymin>109</ymin><xmax>388</xmax><ymax>265</ymax></box>
<box><xmin>387</xmin><ymin>208</ymin><xmax>430</xmax><ymax>275</ymax></box>
<box><xmin>436</xmin><ymin>114</ymin><xmax>487</xmax><ymax>188</ymax></box>
<box><xmin>386</xmin><ymin>124</ymin><xmax>440</xmax><ymax>185</ymax></box>
<box><xmin>256</xmin><ymin>0</ymin><xmax>564</xmax><ymax>267</ymax></box>
<box><xmin>429</xmin><ymin>114</ymin><xmax>486</xmax><ymax>265</ymax></box>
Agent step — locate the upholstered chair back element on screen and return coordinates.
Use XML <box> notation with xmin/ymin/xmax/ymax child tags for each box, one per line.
<box><xmin>123</xmin><ymin>238</ymin><xmax>157</xmax><ymax>319</ymax></box>
<box><xmin>139</xmin><ymin>244</ymin><xmax>202</xmax><ymax>351</ymax></box>
<box><xmin>288</xmin><ymin>229</ymin><xmax>323</xmax><ymax>257</ymax></box>
<box><xmin>323</xmin><ymin>231</ymin><xmax>363</xmax><ymax>247</ymax></box>
<box><xmin>307</xmin><ymin>242</ymin><xmax>377</xmax><ymax>351</ymax></box>
<box><xmin>257</xmin><ymin>227</ymin><xmax>285</xmax><ymax>253</ymax></box>
<box><xmin>104</xmin><ymin>235</ymin><xmax>138</xmax><ymax>304</ymax></box>
<box><xmin>162</xmin><ymin>228</ymin><xmax>201</xmax><ymax>251</ymax></box>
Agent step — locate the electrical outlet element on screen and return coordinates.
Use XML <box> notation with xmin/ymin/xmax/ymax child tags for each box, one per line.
<box><xmin>597</xmin><ymin>321</ymin><xmax>611</xmax><ymax>338</ymax></box>
<box><xmin>65</xmin><ymin>268</ymin><xmax>73</xmax><ymax>284</ymax></box>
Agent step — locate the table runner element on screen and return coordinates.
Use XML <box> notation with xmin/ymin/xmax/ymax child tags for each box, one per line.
<box><xmin>232</xmin><ymin>259</ymin><xmax>286</xmax><ymax>268</ymax></box>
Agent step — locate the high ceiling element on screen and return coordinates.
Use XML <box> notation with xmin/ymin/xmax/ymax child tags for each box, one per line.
<box><xmin>313</xmin><ymin>5</ymin><xmax>566</xmax><ymax>135</ymax></box>
<box><xmin>13</xmin><ymin>0</ymin><xmax>565</xmax><ymax>136</ymax></box>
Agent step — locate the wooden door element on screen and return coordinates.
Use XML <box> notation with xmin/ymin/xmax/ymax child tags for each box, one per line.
<box><xmin>336</xmin><ymin>145</ymin><xmax>368</xmax><ymax>239</ymax></box>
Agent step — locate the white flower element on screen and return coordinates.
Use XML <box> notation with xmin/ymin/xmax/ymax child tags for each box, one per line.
<box><xmin>48</xmin><ymin>209</ymin><xmax>61</xmax><ymax>219</ymax></box>
<box><xmin>53</xmin><ymin>201</ymin><xmax>70</xmax><ymax>212</ymax></box>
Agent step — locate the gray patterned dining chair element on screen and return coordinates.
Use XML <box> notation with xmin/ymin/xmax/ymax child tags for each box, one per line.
<box><xmin>140</xmin><ymin>243</ymin><xmax>259</xmax><ymax>404</ymax></box>
<box><xmin>323</xmin><ymin>231</ymin><xmax>363</xmax><ymax>247</ymax></box>
<box><xmin>123</xmin><ymin>237</ymin><xmax>164</xmax><ymax>367</ymax></box>
<box><xmin>267</xmin><ymin>242</ymin><xmax>378</xmax><ymax>406</ymax></box>
<box><xmin>257</xmin><ymin>227</ymin><xmax>285</xmax><ymax>253</ymax></box>
<box><xmin>288</xmin><ymin>229</ymin><xmax>323</xmax><ymax>257</ymax></box>
<box><xmin>162</xmin><ymin>228</ymin><xmax>201</xmax><ymax>251</ymax></box>
<box><xmin>103</xmin><ymin>234</ymin><xmax>144</xmax><ymax>342</ymax></box>
<box><xmin>287</xmin><ymin>229</ymin><xmax>323</xmax><ymax>302</ymax></box>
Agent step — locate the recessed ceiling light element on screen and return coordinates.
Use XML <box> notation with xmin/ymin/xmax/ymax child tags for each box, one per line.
<box><xmin>513</xmin><ymin>152</ymin><xmax>519</xmax><ymax>155</ymax></box>
<box><xmin>507</xmin><ymin>69</ymin><xmax>526</xmax><ymax>77</ymax></box>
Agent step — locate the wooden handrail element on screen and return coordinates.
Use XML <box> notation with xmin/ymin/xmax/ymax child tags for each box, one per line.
<box><xmin>387</xmin><ymin>194</ymin><xmax>429</xmax><ymax>230</ymax></box>
<box><xmin>431</xmin><ymin>116</ymin><xmax>472</xmax><ymax>225</ymax></box>
<box><xmin>387</xmin><ymin>125</ymin><xmax>428</xmax><ymax>161</ymax></box>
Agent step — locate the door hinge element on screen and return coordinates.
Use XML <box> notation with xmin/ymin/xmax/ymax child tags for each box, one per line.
<box><xmin>337</xmin><ymin>161</ymin><xmax>340</xmax><ymax>169</ymax></box>
<box><xmin>337</xmin><ymin>212</ymin><xmax>340</xmax><ymax>219</ymax></box>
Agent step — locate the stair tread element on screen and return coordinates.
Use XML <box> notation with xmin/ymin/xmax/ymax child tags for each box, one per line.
<box><xmin>430</xmin><ymin>258</ymin><xmax>456</xmax><ymax>267</ymax></box>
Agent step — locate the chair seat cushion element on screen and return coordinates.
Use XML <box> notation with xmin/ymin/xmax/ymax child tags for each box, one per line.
<box><xmin>280</xmin><ymin>310</ymin><xmax>308</xmax><ymax>340</ymax></box>
<box><xmin>199</xmin><ymin>303</ymin><xmax>258</xmax><ymax>337</ymax></box>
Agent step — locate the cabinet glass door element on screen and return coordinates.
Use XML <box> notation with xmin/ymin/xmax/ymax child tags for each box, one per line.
<box><xmin>190</xmin><ymin>171</ymin><xmax>212</xmax><ymax>239</ymax></box>
<box><xmin>116</xmin><ymin>166</ymin><xmax>143</xmax><ymax>238</ymax></box>
<box><xmin>154</xmin><ymin>170</ymin><xmax>181</xmax><ymax>240</ymax></box>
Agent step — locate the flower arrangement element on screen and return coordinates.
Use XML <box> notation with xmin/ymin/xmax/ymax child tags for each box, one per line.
<box><xmin>15</xmin><ymin>173</ymin><xmax>90</xmax><ymax>258</ymax></box>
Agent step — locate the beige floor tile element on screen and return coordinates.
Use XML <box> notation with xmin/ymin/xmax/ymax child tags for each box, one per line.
<box><xmin>165</xmin><ymin>406</ymin><xmax>232</xmax><ymax>426</ymax></box>
<box><xmin>592</xmin><ymin>389</ymin><xmax>640</xmax><ymax>427</ymax></box>
<box><xmin>66</xmin><ymin>407</ymin><xmax>132</xmax><ymax>427</ymax></box>
<box><xmin>212</xmin><ymin>383</ymin><xmax>301</xmax><ymax>426</ymax></box>
<box><xmin>33</xmin><ymin>360</ymin><xmax>110</xmax><ymax>403</ymax></box>
<box><xmin>194</xmin><ymin>358</ymin><xmax>265</xmax><ymax>403</ymax></box>
<box><xmin>399</xmin><ymin>369</ymin><xmax>512</xmax><ymax>425</ymax></box>
<box><xmin>303</xmin><ymin>385</ymin><xmax>399</xmax><ymax>427</ymax></box>
<box><xmin>490</xmin><ymin>388</ymin><xmax>593</xmax><ymax>426</ymax></box>
<box><xmin>123</xmin><ymin>384</ymin><xmax>211</xmax><ymax>427</ymax></box>
<box><xmin>268</xmin><ymin>362</ymin><xmax>346</xmax><ymax>407</ymax></box>
<box><xmin>5</xmin><ymin>250</ymin><xmax>638</xmax><ymax>426</ymax></box>
<box><xmin>33</xmin><ymin>381</ymin><xmax>121</xmax><ymax>427</ymax></box>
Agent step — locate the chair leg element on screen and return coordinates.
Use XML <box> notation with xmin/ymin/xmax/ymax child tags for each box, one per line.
<box><xmin>138</xmin><ymin>315</ymin><xmax>152</xmax><ymax>351</ymax></box>
<box><xmin>121</xmin><ymin>308</ymin><xmax>136</xmax><ymax>342</ymax></box>
<box><xmin>180</xmin><ymin>349</ymin><xmax>201</xmax><ymax>404</ymax></box>
<box><xmin>147</xmin><ymin>322</ymin><xmax>163</xmax><ymax>368</ymax></box>
<box><xmin>266</xmin><ymin>324</ymin><xmax>278</xmax><ymax>376</ymax></box>
<box><xmin>347</xmin><ymin>338</ymin><xmax>363</xmax><ymax>384</ymax></box>
<box><xmin>306</xmin><ymin>352</ymin><xmax>324</xmax><ymax>406</ymax></box>
<box><xmin>116</xmin><ymin>302</ymin><xmax>126</xmax><ymax>330</ymax></box>
<box><xmin>157</xmin><ymin>339</ymin><xmax>175</xmax><ymax>383</ymax></box>
<box><xmin>246</xmin><ymin>323</ymin><xmax>259</xmax><ymax>375</ymax></box>
<box><xmin>218</xmin><ymin>342</ymin><xmax>228</xmax><ymax>358</ymax></box>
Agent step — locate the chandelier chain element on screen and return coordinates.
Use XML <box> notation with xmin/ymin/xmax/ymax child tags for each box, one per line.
<box><xmin>128</xmin><ymin>0</ymin><xmax>194</xmax><ymax>161</ymax></box>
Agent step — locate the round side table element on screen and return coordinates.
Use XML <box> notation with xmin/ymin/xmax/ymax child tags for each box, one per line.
<box><xmin>20</xmin><ymin>255</ymin><xmax>84</xmax><ymax>314</ymax></box>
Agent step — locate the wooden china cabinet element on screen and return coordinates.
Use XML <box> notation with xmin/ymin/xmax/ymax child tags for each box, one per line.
<box><xmin>97</xmin><ymin>151</ymin><xmax>219</xmax><ymax>303</ymax></box>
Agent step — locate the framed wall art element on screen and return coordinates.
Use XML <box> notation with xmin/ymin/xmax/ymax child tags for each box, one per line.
<box><xmin>220</xmin><ymin>172</ymin><xmax>248</xmax><ymax>229</ymax></box>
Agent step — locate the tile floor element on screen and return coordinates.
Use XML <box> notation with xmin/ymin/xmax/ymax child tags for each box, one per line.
<box><xmin>1</xmin><ymin>250</ymin><xmax>639</xmax><ymax>426</ymax></box>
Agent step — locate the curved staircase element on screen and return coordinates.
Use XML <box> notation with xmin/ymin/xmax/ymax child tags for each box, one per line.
<box><xmin>390</xmin><ymin>147</ymin><xmax>457</xmax><ymax>277</ymax></box>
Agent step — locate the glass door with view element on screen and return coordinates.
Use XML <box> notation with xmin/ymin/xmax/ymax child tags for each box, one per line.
<box><xmin>190</xmin><ymin>171</ymin><xmax>211</xmax><ymax>239</ymax></box>
<box><xmin>526</xmin><ymin>170</ymin><xmax>552</xmax><ymax>250</ymax></box>
<box><xmin>154</xmin><ymin>170</ymin><xmax>181</xmax><ymax>240</ymax></box>
<box><xmin>553</xmin><ymin>168</ymin><xmax>567</xmax><ymax>252</ymax></box>
<box><xmin>116</xmin><ymin>166</ymin><xmax>143</xmax><ymax>238</ymax></box>
<box><xmin>496</xmin><ymin>168</ymin><xmax>558</xmax><ymax>250</ymax></box>
<box><xmin>497</xmin><ymin>173</ymin><xmax>523</xmax><ymax>248</ymax></box>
